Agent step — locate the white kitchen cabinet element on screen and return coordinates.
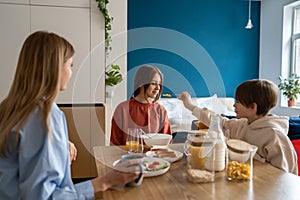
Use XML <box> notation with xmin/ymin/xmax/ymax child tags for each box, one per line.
<box><xmin>90</xmin><ymin>0</ymin><xmax>106</xmax><ymax>104</ymax></box>
<box><xmin>0</xmin><ymin>1</ymin><xmax>105</xmax><ymax>103</ymax></box>
<box><xmin>0</xmin><ymin>0</ymin><xmax>28</xmax><ymax>3</ymax></box>
<box><xmin>31</xmin><ymin>0</ymin><xmax>89</xmax><ymax>8</ymax></box>
<box><xmin>31</xmin><ymin>5</ymin><xmax>92</xmax><ymax>103</ymax></box>
<box><xmin>0</xmin><ymin>4</ymin><xmax>30</xmax><ymax>101</ymax></box>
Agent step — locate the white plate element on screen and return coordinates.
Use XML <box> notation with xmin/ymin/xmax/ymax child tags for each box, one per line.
<box><xmin>143</xmin><ymin>157</ymin><xmax>170</xmax><ymax>177</ymax></box>
<box><xmin>112</xmin><ymin>157</ymin><xmax>170</xmax><ymax>178</ymax></box>
<box><xmin>145</xmin><ymin>150</ymin><xmax>183</xmax><ymax>163</ymax></box>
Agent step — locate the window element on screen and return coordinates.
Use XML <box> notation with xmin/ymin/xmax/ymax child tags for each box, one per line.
<box><xmin>281</xmin><ymin>1</ymin><xmax>300</xmax><ymax>106</ymax></box>
<box><xmin>292</xmin><ymin>6</ymin><xmax>300</xmax><ymax>75</ymax></box>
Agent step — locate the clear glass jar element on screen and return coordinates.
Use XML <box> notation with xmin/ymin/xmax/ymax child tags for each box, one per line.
<box><xmin>226</xmin><ymin>139</ymin><xmax>258</xmax><ymax>181</ymax></box>
<box><xmin>184</xmin><ymin>132</ymin><xmax>217</xmax><ymax>183</ymax></box>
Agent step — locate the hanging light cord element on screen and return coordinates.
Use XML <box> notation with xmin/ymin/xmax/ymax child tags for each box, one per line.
<box><xmin>248</xmin><ymin>0</ymin><xmax>252</xmax><ymax>20</ymax></box>
<box><xmin>245</xmin><ymin>0</ymin><xmax>253</xmax><ymax>29</ymax></box>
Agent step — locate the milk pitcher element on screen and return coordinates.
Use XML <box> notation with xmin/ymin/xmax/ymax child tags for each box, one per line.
<box><xmin>226</xmin><ymin>139</ymin><xmax>258</xmax><ymax>181</ymax></box>
<box><xmin>207</xmin><ymin>115</ymin><xmax>226</xmax><ymax>172</ymax></box>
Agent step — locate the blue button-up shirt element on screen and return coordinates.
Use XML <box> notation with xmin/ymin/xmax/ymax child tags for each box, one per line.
<box><xmin>0</xmin><ymin>103</ymin><xmax>94</xmax><ymax>199</ymax></box>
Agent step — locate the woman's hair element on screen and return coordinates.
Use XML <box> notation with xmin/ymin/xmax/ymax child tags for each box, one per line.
<box><xmin>133</xmin><ymin>65</ymin><xmax>163</xmax><ymax>102</ymax></box>
<box><xmin>235</xmin><ymin>79</ymin><xmax>278</xmax><ymax>116</ymax></box>
<box><xmin>0</xmin><ymin>31</ymin><xmax>74</xmax><ymax>157</ymax></box>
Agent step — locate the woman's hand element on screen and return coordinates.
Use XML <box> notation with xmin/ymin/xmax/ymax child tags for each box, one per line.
<box><xmin>178</xmin><ymin>91</ymin><xmax>196</xmax><ymax>111</ymax></box>
<box><xmin>91</xmin><ymin>158</ymin><xmax>143</xmax><ymax>192</ymax></box>
<box><xmin>68</xmin><ymin>141</ymin><xmax>77</xmax><ymax>164</ymax></box>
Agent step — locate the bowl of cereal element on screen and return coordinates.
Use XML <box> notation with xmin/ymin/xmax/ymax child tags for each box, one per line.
<box><xmin>141</xmin><ymin>133</ymin><xmax>172</xmax><ymax>147</ymax></box>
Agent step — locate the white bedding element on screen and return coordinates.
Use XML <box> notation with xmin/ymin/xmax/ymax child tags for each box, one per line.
<box><xmin>157</xmin><ymin>94</ymin><xmax>236</xmax><ymax>132</ymax></box>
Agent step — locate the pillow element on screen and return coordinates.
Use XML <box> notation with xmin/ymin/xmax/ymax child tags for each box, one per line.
<box><xmin>288</xmin><ymin>117</ymin><xmax>300</xmax><ymax>140</ymax></box>
<box><xmin>194</xmin><ymin>94</ymin><xmax>235</xmax><ymax>116</ymax></box>
<box><xmin>158</xmin><ymin>95</ymin><xmax>236</xmax><ymax>132</ymax></box>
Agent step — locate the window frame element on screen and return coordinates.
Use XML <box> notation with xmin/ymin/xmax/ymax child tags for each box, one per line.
<box><xmin>291</xmin><ymin>6</ymin><xmax>300</xmax><ymax>75</ymax></box>
<box><xmin>281</xmin><ymin>2</ymin><xmax>300</xmax><ymax>107</ymax></box>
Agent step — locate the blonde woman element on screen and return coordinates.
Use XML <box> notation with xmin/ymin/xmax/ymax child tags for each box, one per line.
<box><xmin>0</xmin><ymin>31</ymin><xmax>142</xmax><ymax>199</ymax></box>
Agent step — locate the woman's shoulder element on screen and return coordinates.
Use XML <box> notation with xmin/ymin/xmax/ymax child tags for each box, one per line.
<box><xmin>51</xmin><ymin>103</ymin><xmax>64</xmax><ymax>117</ymax></box>
<box><xmin>112</xmin><ymin>100</ymin><xmax>131</xmax><ymax>115</ymax></box>
<box><xmin>154</xmin><ymin>100</ymin><xmax>166</xmax><ymax>107</ymax></box>
<box><xmin>48</xmin><ymin>103</ymin><xmax>67</xmax><ymax>126</ymax></box>
<box><xmin>115</xmin><ymin>99</ymin><xmax>131</xmax><ymax>108</ymax></box>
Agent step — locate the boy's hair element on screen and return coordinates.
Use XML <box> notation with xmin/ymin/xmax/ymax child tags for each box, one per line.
<box><xmin>235</xmin><ymin>79</ymin><xmax>278</xmax><ymax>116</ymax></box>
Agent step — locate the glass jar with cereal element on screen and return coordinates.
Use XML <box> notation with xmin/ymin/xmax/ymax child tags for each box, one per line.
<box><xmin>226</xmin><ymin>139</ymin><xmax>258</xmax><ymax>181</ymax></box>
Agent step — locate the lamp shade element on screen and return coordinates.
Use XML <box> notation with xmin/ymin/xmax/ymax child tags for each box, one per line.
<box><xmin>245</xmin><ymin>0</ymin><xmax>253</xmax><ymax>29</ymax></box>
<box><xmin>245</xmin><ymin>19</ymin><xmax>253</xmax><ymax>29</ymax></box>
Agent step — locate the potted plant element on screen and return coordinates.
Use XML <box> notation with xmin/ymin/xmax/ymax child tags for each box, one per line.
<box><xmin>105</xmin><ymin>64</ymin><xmax>123</xmax><ymax>86</ymax></box>
<box><xmin>105</xmin><ymin>64</ymin><xmax>123</xmax><ymax>98</ymax></box>
<box><xmin>278</xmin><ymin>73</ymin><xmax>300</xmax><ymax>106</ymax></box>
<box><xmin>96</xmin><ymin>0</ymin><xmax>123</xmax><ymax>97</ymax></box>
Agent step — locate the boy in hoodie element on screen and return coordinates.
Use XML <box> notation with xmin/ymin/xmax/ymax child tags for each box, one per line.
<box><xmin>178</xmin><ymin>79</ymin><xmax>298</xmax><ymax>175</ymax></box>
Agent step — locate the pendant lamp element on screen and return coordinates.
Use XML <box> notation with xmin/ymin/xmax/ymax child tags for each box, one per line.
<box><xmin>245</xmin><ymin>0</ymin><xmax>254</xmax><ymax>29</ymax></box>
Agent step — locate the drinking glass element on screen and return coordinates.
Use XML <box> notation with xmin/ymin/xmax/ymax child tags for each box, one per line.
<box><xmin>126</xmin><ymin>128</ymin><xmax>144</xmax><ymax>154</ymax></box>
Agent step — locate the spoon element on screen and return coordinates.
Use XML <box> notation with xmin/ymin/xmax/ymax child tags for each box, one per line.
<box><xmin>139</xmin><ymin>129</ymin><xmax>157</xmax><ymax>138</ymax></box>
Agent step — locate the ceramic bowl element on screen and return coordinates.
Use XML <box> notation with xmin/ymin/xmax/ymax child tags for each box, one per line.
<box><xmin>141</xmin><ymin>133</ymin><xmax>172</xmax><ymax>146</ymax></box>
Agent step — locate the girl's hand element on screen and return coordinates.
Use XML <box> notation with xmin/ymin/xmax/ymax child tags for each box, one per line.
<box><xmin>92</xmin><ymin>158</ymin><xmax>143</xmax><ymax>192</ymax></box>
<box><xmin>68</xmin><ymin>141</ymin><xmax>77</xmax><ymax>164</ymax></box>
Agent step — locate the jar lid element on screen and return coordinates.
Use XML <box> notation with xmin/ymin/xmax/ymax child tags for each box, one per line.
<box><xmin>188</xmin><ymin>130</ymin><xmax>208</xmax><ymax>134</ymax></box>
<box><xmin>191</xmin><ymin>141</ymin><xmax>215</xmax><ymax>147</ymax></box>
<box><xmin>189</xmin><ymin>137</ymin><xmax>216</xmax><ymax>147</ymax></box>
<box><xmin>226</xmin><ymin>139</ymin><xmax>253</xmax><ymax>153</ymax></box>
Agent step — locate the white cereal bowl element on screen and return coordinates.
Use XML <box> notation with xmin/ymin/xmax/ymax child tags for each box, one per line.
<box><xmin>141</xmin><ymin>133</ymin><xmax>172</xmax><ymax>146</ymax></box>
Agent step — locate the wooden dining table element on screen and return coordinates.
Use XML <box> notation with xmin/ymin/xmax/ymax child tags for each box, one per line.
<box><xmin>93</xmin><ymin>144</ymin><xmax>300</xmax><ymax>200</ymax></box>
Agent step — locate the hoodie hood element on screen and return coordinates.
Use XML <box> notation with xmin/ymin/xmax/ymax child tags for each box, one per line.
<box><xmin>248</xmin><ymin>114</ymin><xmax>289</xmax><ymax>135</ymax></box>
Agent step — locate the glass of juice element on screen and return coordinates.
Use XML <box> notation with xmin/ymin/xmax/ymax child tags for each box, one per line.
<box><xmin>126</xmin><ymin>128</ymin><xmax>144</xmax><ymax>154</ymax></box>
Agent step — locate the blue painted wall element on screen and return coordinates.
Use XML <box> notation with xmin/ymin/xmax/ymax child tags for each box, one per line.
<box><xmin>127</xmin><ymin>0</ymin><xmax>260</xmax><ymax>98</ymax></box>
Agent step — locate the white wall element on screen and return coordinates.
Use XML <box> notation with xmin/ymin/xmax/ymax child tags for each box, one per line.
<box><xmin>0</xmin><ymin>4</ymin><xmax>30</xmax><ymax>101</ymax></box>
<box><xmin>0</xmin><ymin>0</ymin><xmax>118</xmax><ymax>104</ymax></box>
<box><xmin>260</xmin><ymin>0</ymin><xmax>300</xmax><ymax>116</ymax></box>
<box><xmin>104</xmin><ymin>0</ymin><xmax>128</xmax><ymax>145</ymax></box>
<box><xmin>107</xmin><ymin>0</ymin><xmax>127</xmax><ymax>105</ymax></box>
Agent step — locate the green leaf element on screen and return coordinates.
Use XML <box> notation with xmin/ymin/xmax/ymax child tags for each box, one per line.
<box><xmin>278</xmin><ymin>73</ymin><xmax>300</xmax><ymax>100</ymax></box>
<box><xmin>105</xmin><ymin>64</ymin><xmax>123</xmax><ymax>86</ymax></box>
<box><xmin>96</xmin><ymin>0</ymin><xmax>123</xmax><ymax>86</ymax></box>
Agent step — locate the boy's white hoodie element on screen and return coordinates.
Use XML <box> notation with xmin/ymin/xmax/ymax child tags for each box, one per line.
<box><xmin>192</xmin><ymin>107</ymin><xmax>298</xmax><ymax>175</ymax></box>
